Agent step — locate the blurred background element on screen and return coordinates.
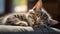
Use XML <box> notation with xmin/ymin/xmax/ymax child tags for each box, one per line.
<box><xmin>0</xmin><ymin>0</ymin><xmax>60</xmax><ymax>29</ymax></box>
<box><xmin>42</xmin><ymin>0</ymin><xmax>60</xmax><ymax>29</ymax></box>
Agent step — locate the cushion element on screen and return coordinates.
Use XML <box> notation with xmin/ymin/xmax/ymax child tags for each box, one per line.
<box><xmin>0</xmin><ymin>25</ymin><xmax>60</xmax><ymax>34</ymax></box>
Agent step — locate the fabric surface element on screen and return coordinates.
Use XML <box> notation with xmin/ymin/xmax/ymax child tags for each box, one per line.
<box><xmin>0</xmin><ymin>25</ymin><xmax>60</xmax><ymax>34</ymax></box>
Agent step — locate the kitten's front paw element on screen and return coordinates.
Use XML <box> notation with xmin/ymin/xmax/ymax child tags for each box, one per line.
<box><xmin>15</xmin><ymin>21</ymin><xmax>28</xmax><ymax>26</ymax></box>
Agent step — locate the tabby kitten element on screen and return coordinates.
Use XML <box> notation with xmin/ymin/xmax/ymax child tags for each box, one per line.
<box><xmin>0</xmin><ymin>8</ymin><xmax>58</xmax><ymax>27</ymax></box>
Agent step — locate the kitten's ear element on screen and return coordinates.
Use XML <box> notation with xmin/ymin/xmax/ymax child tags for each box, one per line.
<box><xmin>49</xmin><ymin>19</ymin><xmax>59</xmax><ymax>26</ymax></box>
<box><xmin>33</xmin><ymin>0</ymin><xmax>42</xmax><ymax>11</ymax></box>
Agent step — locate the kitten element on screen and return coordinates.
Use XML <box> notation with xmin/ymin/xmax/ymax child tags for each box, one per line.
<box><xmin>0</xmin><ymin>8</ymin><xmax>58</xmax><ymax>27</ymax></box>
